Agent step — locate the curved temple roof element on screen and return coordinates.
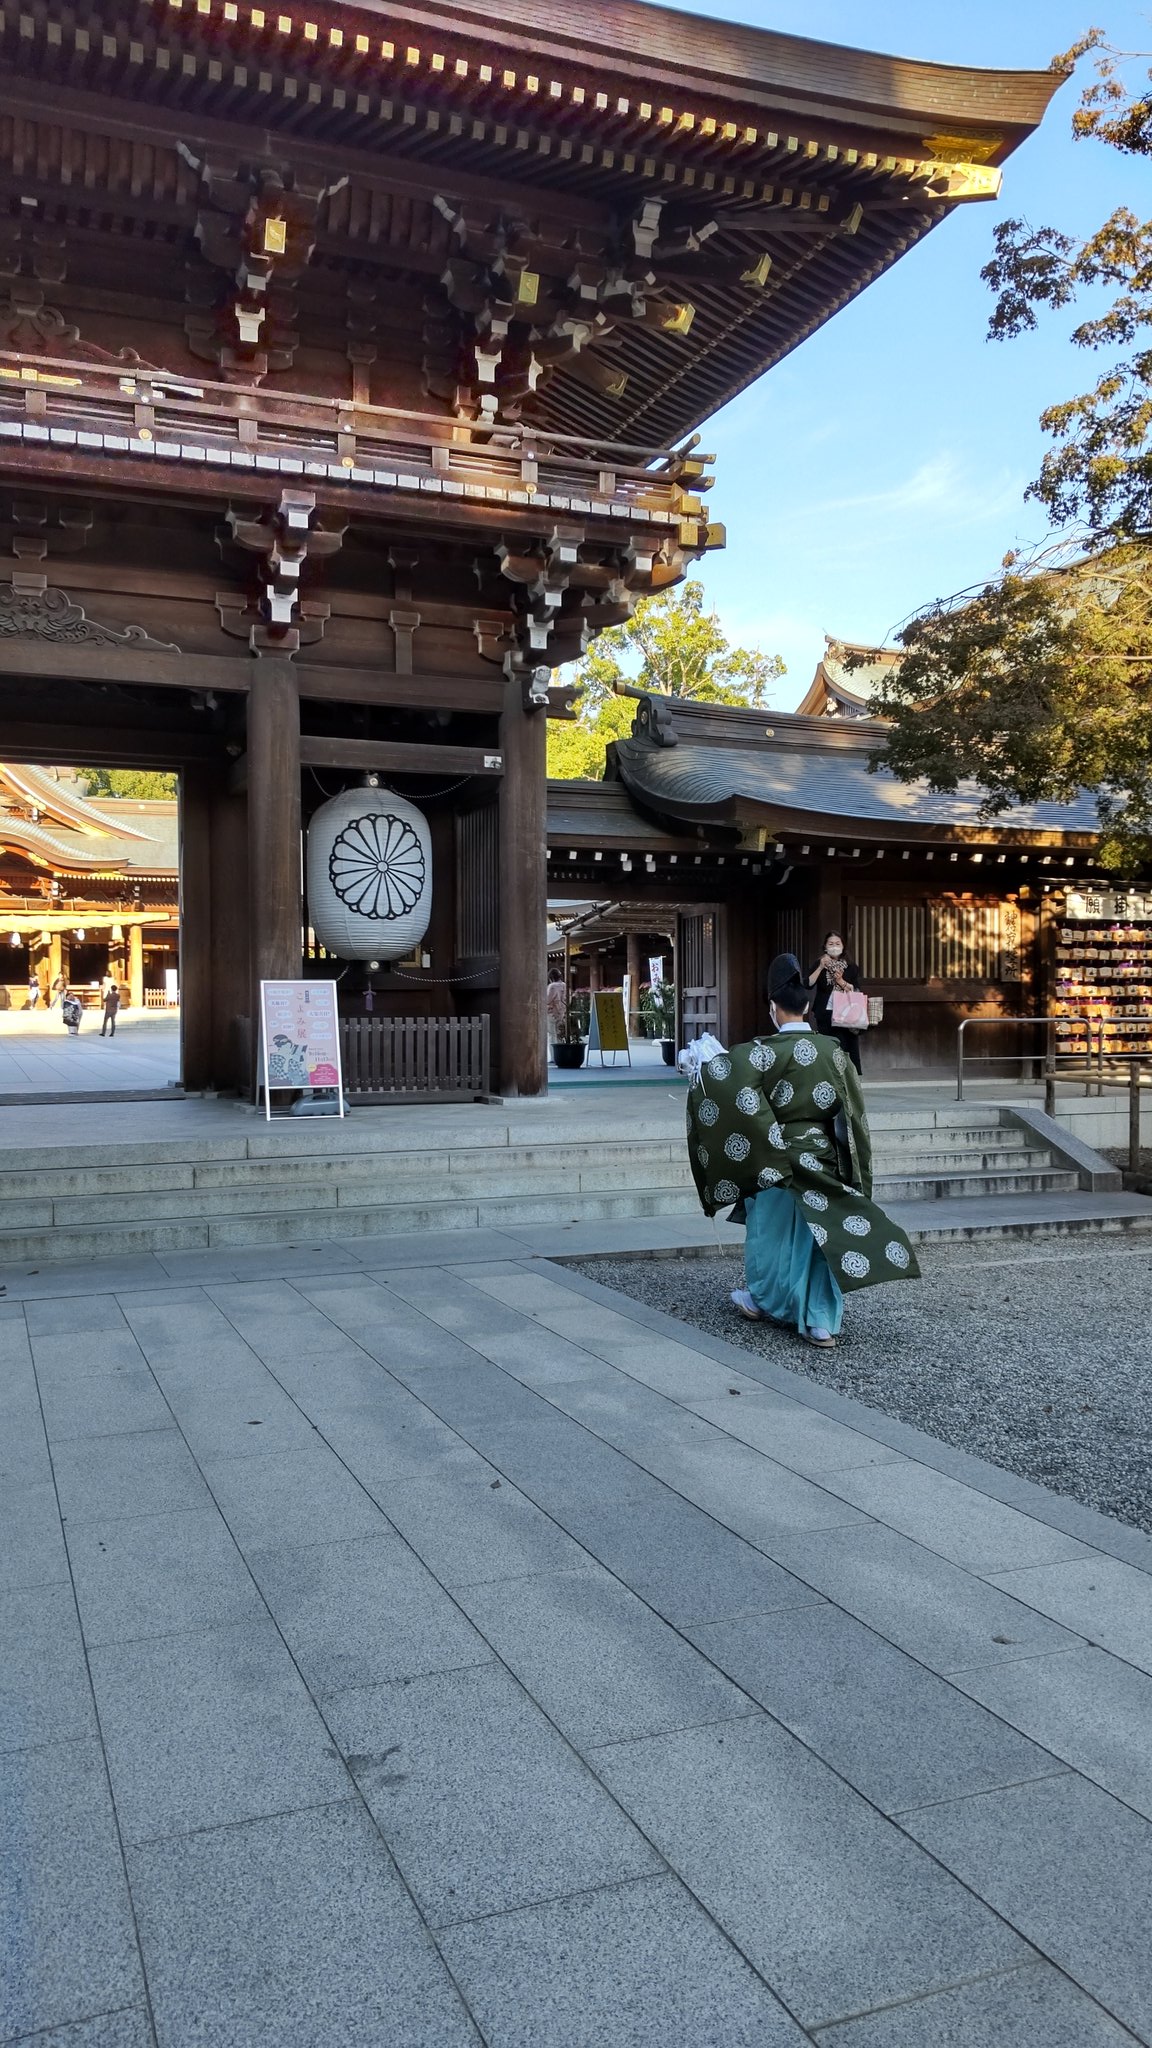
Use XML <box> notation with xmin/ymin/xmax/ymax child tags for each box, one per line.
<box><xmin>610</xmin><ymin>695</ymin><xmax>1100</xmax><ymax>846</ymax></box>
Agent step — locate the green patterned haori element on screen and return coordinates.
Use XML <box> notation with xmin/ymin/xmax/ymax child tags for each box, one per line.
<box><xmin>685</xmin><ymin>1031</ymin><xmax>920</xmax><ymax>1294</ymax></box>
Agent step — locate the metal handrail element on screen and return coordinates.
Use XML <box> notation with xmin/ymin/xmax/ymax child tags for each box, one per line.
<box><xmin>957</xmin><ymin>1012</ymin><xmax>1152</xmax><ymax>1116</ymax></box>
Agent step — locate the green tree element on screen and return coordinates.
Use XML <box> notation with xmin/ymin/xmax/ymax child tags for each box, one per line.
<box><xmin>869</xmin><ymin>544</ymin><xmax>1152</xmax><ymax>867</ymax></box>
<box><xmin>983</xmin><ymin>32</ymin><xmax>1152</xmax><ymax>541</ymax></box>
<box><xmin>76</xmin><ymin>768</ymin><xmax>178</xmax><ymax>801</ymax></box>
<box><xmin>871</xmin><ymin>38</ymin><xmax>1152</xmax><ymax>865</ymax></box>
<box><xmin>546</xmin><ymin>581</ymin><xmax>784</xmax><ymax>780</ymax></box>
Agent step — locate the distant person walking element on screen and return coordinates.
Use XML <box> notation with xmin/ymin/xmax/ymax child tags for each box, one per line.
<box><xmin>48</xmin><ymin>972</ymin><xmax>68</xmax><ymax>1011</ymax></box>
<box><xmin>546</xmin><ymin>968</ymin><xmax>567</xmax><ymax>1056</ymax></box>
<box><xmin>25</xmin><ymin>970</ymin><xmax>39</xmax><ymax>1010</ymax></box>
<box><xmin>101</xmin><ymin>981</ymin><xmax>121</xmax><ymax>1038</ymax></box>
<box><xmin>808</xmin><ymin>930</ymin><xmax>864</xmax><ymax>1075</ymax></box>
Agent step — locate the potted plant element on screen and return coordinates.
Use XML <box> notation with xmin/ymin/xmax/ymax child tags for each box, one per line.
<box><xmin>553</xmin><ymin>986</ymin><xmax>589</xmax><ymax>1069</ymax></box>
<box><xmin>644</xmin><ymin>982</ymin><xmax>678</xmax><ymax>1064</ymax></box>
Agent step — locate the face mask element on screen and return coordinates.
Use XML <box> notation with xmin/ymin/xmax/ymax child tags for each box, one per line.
<box><xmin>826</xmin><ymin>943</ymin><xmax>843</xmax><ymax>958</ymax></box>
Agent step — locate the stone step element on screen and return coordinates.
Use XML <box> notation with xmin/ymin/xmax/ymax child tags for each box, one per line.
<box><xmin>0</xmin><ymin>1182</ymin><xmax>708</xmax><ymax>1266</ymax></box>
<box><xmin>875</xmin><ymin>1167</ymin><xmax>1080</xmax><ymax>1201</ymax></box>
<box><xmin>0</xmin><ymin>1139</ymin><xmax>684</xmax><ymax>1202</ymax></box>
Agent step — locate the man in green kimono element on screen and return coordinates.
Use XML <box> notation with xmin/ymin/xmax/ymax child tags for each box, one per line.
<box><xmin>685</xmin><ymin>953</ymin><xmax>920</xmax><ymax>1348</ymax></box>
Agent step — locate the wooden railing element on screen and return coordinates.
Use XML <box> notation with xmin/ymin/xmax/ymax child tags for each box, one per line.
<box><xmin>0</xmin><ymin>351</ymin><xmax>713</xmax><ymax>528</ymax></box>
<box><xmin>339</xmin><ymin>1014</ymin><xmax>491</xmax><ymax>1100</ymax></box>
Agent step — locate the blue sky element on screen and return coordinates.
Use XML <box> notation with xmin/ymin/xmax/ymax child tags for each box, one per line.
<box><xmin>670</xmin><ymin>0</ymin><xmax>1148</xmax><ymax>705</ymax></box>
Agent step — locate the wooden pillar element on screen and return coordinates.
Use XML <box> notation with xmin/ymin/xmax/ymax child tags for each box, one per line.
<box><xmin>498</xmin><ymin>683</ymin><xmax>547</xmax><ymax>1095</ymax></box>
<box><xmin>127</xmin><ymin>925</ymin><xmax>144</xmax><ymax>1009</ymax></box>
<box><xmin>588</xmin><ymin>950</ymin><xmax>602</xmax><ymax>994</ymax></box>
<box><xmin>48</xmin><ymin>932</ymin><xmax>62</xmax><ymax>989</ymax></box>
<box><xmin>247</xmin><ymin>654</ymin><xmax>302</xmax><ymax>1018</ymax></box>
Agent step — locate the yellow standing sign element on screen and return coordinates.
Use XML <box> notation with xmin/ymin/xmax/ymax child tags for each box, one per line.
<box><xmin>588</xmin><ymin>989</ymin><xmax>631</xmax><ymax>1066</ymax></box>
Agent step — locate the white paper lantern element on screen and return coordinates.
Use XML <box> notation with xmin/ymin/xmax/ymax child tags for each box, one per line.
<box><xmin>306</xmin><ymin>787</ymin><xmax>432</xmax><ymax>961</ymax></box>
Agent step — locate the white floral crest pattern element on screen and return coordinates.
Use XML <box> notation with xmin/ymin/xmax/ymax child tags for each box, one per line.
<box><xmin>793</xmin><ymin>1037</ymin><xmax>818</xmax><ymax>1066</ymax></box>
<box><xmin>813</xmin><ymin>1081</ymin><xmax>837</xmax><ymax>1110</ymax></box>
<box><xmin>771</xmin><ymin>1079</ymin><xmax>795</xmax><ymax>1107</ymax></box>
<box><xmin>749</xmin><ymin>1043</ymin><xmax>776</xmax><ymax>1071</ymax></box>
<box><xmin>698</xmin><ymin>1099</ymin><xmax>719</xmax><ymax>1126</ymax></box>
<box><xmin>808</xmin><ymin>1221</ymin><xmax>828</xmax><ymax>1247</ymax></box>
<box><xmin>329</xmin><ymin>813</ymin><xmax>426</xmax><ymax>921</ymax></box>
<box><xmin>712</xmin><ymin>1178</ymin><xmax>740</xmax><ymax>1204</ymax></box>
<box><xmin>833</xmin><ymin>1047</ymin><xmax>848</xmax><ymax>1074</ymax></box>
<box><xmin>724</xmin><ymin>1132</ymin><xmax>751</xmax><ymax>1162</ymax></box>
<box><xmin>802</xmin><ymin>1189</ymin><xmax>828</xmax><ymax>1211</ymax></box>
<box><xmin>843</xmin><ymin>1214</ymin><xmax>871</xmax><ymax>1237</ymax></box>
<box><xmin>735</xmin><ymin>1086</ymin><xmax>760</xmax><ymax>1115</ymax></box>
<box><xmin>768</xmin><ymin>1122</ymin><xmax>787</xmax><ymax>1150</ymax></box>
<box><xmin>886</xmin><ymin>1241</ymin><xmax>911</xmax><ymax>1270</ymax></box>
<box><xmin>798</xmin><ymin>1152</ymin><xmax>822</xmax><ymax>1173</ymax></box>
<box><xmin>706</xmin><ymin>1055</ymin><xmax>732</xmax><ymax>1081</ymax></box>
<box><xmin>757</xmin><ymin>1166</ymin><xmax>784</xmax><ymax>1187</ymax></box>
<box><xmin>696</xmin><ymin>1145</ymin><xmax>710</xmax><ymax>1168</ymax></box>
<box><xmin>841</xmin><ymin>1250</ymin><xmax>870</xmax><ymax>1278</ymax></box>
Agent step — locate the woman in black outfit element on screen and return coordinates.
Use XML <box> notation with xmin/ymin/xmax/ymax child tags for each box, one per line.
<box><xmin>807</xmin><ymin>930</ymin><xmax>864</xmax><ymax>1074</ymax></box>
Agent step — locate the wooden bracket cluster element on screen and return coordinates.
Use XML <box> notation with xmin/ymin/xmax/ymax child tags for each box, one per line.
<box><xmin>179</xmin><ymin>146</ymin><xmax>347</xmax><ymax>379</ymax></box>
<box><xmin>221</xmin><ymin>489</ymin><xmax>345</xmax><ymax>651</ymax></box>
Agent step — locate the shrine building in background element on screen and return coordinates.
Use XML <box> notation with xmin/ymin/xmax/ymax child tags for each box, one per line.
<box><xmin>0</xmin><ymin>0</ymin><xmax>1061</xmax><ymax>1095</ymax></box>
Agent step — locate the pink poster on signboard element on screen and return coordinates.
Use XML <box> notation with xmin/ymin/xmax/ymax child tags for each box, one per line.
<box><xmin>260</xmin><ymin>980</ymin><xmax>343</xmax><ymax>1104</ymax></box>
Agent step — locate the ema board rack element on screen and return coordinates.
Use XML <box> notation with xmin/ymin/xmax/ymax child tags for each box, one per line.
<box><xmin>1051</xmin><ymin>914</ymin><xmax>1152</xmax><ymax>1056</ymax></box>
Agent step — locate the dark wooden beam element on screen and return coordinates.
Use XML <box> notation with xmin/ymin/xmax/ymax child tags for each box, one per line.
<box><xmin>0</xmin><ymin>722</ymin><xmax>230</xmax><ymax>768</ymax></box>
<box><xmin>299</xmin><ymin>737</ymin><xmax>504</xmax><ymax>776</ymax></box>
<box><xmin>0</xmin><ymin>640</ymin><xmax>251</xmax><ymax>693</ymax></box>
<box><xmin>298</xmin><ymin>668</ymin><xmax>506</xmax><ymax>713</ymax></box>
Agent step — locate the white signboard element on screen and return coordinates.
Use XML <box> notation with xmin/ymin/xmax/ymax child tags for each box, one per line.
<box><xmin>1066</xmin><ymin>890</ymin><xmax>1152</xmax><ymax>923</ymax></box>
<box><xmin>260</xmin><ymin>979</ymin><xmax>345</xmax><ymax>1120</ymax></box>
<box><xmin>648</xmin><ymin>956</ymin><xmax>664</xmax><ymax>986</ymax></box>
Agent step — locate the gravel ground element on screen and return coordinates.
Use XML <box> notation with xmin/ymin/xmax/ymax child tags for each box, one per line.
<box><xmin>569</xmin><ymin>1238</ymin><xmax>1152</xmax><ymax>1535</ymax></box>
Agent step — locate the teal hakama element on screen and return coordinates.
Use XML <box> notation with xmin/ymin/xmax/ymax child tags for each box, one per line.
<box><xmin>684</xmin><ymin>1018</ymin><xmax>920</xmax><ymax>1332</ymax></box>
<box><xmin>745</xmin><ymin>1186</ymin><xmax>845</xmax><ymax>1337</ymax></box>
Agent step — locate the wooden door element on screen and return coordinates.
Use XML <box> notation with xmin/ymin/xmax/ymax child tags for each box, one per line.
<box><xmin>677</xmin><ymin>908</ymin><xmax>723</xmax><ymax>1043</ymax></box>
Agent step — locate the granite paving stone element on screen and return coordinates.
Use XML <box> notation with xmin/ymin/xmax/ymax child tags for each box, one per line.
<box><xmin>380</xmin><ymin>1268</ymin><xmax>542</xmax><ymax>1338</ymax></box>
<box><xmin>23</xmin><ymin>1298</ymin><xmax>129</xmax><ymax>1337</ymax></box>
<box><xmin>52</xmin><ymin>1429</ymin><xmax>211</xmax><ymax>1526</ymax></box>
<box><xmin>821</xmin><ymin>1462</ymin><xmax>1092</xmax><ymax>1575</ymax></box>
<box><xmin>0</xmin><ymin>1474</ymin><xmax>71</xmax><ymax>1593</ymax></box>
<box><xmin>595</xmin><ymin>1714</ymin><xmax>1033</xmax><ymax>2030</ymax></box>
<box><xmin>985</xmin><ymin>1555</ymin><xmax>1152</xmax><ymax>1676</ymax></box>
<box><xmin>452</xmin><ymin>1413</ymin><xmax>672</xmax><ymax>1513</ymax></box>
<box><xmin>0</xmin><ymin>1738</ymin><xmax>145</xmax><ymax>2042</ymax></box>
<box><xmin>30</xmin><ymin>1331</ymin><xmax>146</xmax><ymax>1379</ymax></box>
<box><xmin>153</xmin><ymin>1374</ymin><xmax>320</xmax><ymax>1463</ymax></box>
<box><xmin>128</xmin><ymin>1800</ymin><xmax>479</xmax><ymax>2047</ymax></box>
<box><xmin>765</xmin><ymin>1522</ymin><xmax>1086</xmax><ymax>1675</ymax></box>
<box><xmin>637</xmin><ymin>1436</ymin><xmax>870</xmax><ymax>1544</ymax></box>
<box><xmin>315</xmin><ymin>1403</ymin><xmax>496</xmax><ymax>1494</ymax></box>
<box><xmin>554</xmin><ymin>1489</ymin><xmax>827</xmax><ymax>1628</ymax></box>
<box><xmin>453</xmin><ymin>1565</ymin><xmax>753</xmax><ymax>1751</ymax></box>
<box><xmin>198</xmin><ymin>1444</ymin><xmax>391</xmax><ymax>1550</ymax></box>
<box><xmin>0</xmin><ymin>2011</ymin><xmax>156</xmax><ymax>2046</ymax></box>
<box><xmin>543</xmin><ymin>1373</ymin><xmax>723</xmax><ymax>1461</ymax></box>
<box><xmin>37</xmin><ymin>1367</ymin><xmax>174</xmax><ymax>1444</ymax></box>
<box><xmin>0</xmin><ymin>1582</ymin><xmax>96</xmax><ymax>1753</ymax></box>
<box><xmin>687</xmin><ymin>1602</ymin><xmax>1064</xmax><ymax>1813</ymax></box>
<box><xmin>89</xmin><ymin>1617</ymin><xmax>351</xmax><ymax>1844</ymax></box>
<box><xmin>382</xmin><ymin>1357</ymin><xmax>553</xmax><ymax>1431</ymax></box>
<box><xmin>439</xmin><ymin>1872</ymin><xmax>812</xmax><ymax>2048</ymax></box>
<box><xmin>245</xmin><ymin>1532</ymin><xmax>490</xmax><ymax>1697</ymax></box>
<box><xmin>375</xmin><ymin>1467</ymin><xmax>591</xmax><ymax>1586</ymax></box>
<box><xmin>815</xmin><ymin>1961</ymin><xmax>1135</xmax><ymax>2045</ymax></box>
<box><xmin>66</xmin><ymin>1506</ymin><xmax>266</xmax><ymax>1649</ymax></box>
<box><xmin>952</xmin><ymin>1644</ymin><xmax>1152</xmax><ymax>1820</ymax></box>
<box><xmin>688</xmin><ymin>1387</ymin><xmax>911</xmax><ymax>1477</ymax></box>
<box><xmin>901</xmin><ymin>1772</ymin><xmax>1152</xmax><ymax>2041</ymax></box>
<box><xmin>330</xmin><ymin>1661</ymin><xmax>662</xmax><ymax>1925</ymax></box>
